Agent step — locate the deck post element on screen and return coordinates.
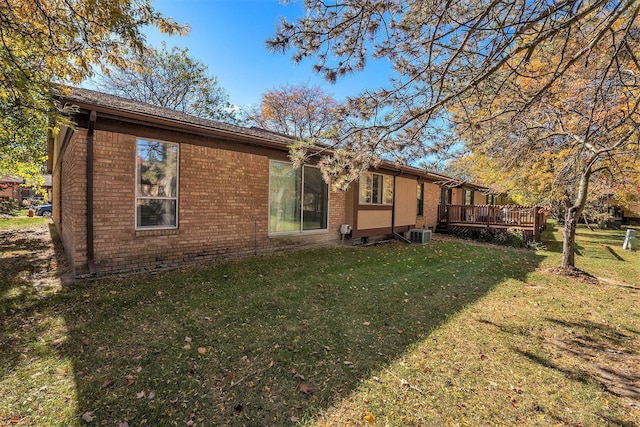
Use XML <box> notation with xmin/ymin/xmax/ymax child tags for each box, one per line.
<box><xmin>486</xmin><ymin>205</ymin><xmax>490</xmax><ymax>227</ymax></box>
<box><xmin>533</xmin><ymin>206</ymin><xmax>541</xmax><ymax>242</ymax></box>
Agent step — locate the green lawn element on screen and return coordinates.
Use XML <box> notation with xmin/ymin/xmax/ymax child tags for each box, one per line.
<box><xmin>0</xmin><ymin>222</ymin><xmax>638</xmax><ymax>426</ymax></box>
<box><xmin>0</xmin><ymin>215</ymin><xmax>50</xmax><ymax>229</ymax></box>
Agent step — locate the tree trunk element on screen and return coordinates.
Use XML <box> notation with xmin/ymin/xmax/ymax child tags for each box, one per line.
<box><xmin>561</xmin><ymin>169</ymin><xmax>592</xmax><ymax>269</ymax></box>
<box><xmin>562</xmin><ymin>209</ymin><xmax>579</xmax><ymax>267</ymax></box>
<box><xmin>583</xmin><ymin>212</ymin><xmax>594</xmax><ymax>231</ymax></box>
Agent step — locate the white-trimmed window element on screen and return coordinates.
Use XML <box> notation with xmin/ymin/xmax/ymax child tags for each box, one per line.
<box><xmin>359</xmin><ymin>172</ymin><xmax>393</xmax><ymax>205</ymax></box>
<box><xmin>269</xmin><ymin>160</ymin><xmax>328</xmax><ymax>233</ymax></box>
<box><xmin>135</xmin><ymin>139</ymin><xmax>179</xmax><ymax>229</ymax></box>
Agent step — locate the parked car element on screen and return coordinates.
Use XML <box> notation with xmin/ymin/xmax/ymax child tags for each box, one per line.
<box><xmin>35</xmin><ymin>204</ymin><xmax>52</xmax><ymax>217</ymax></box>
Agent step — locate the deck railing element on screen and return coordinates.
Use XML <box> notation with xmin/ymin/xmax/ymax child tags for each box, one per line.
<box><xmin>438</xmin><ymin>204</ymin><xmax>547</xmax><ymax>241</ymax></box>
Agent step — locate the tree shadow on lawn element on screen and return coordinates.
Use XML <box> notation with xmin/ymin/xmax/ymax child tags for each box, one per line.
<box><xmin>542</xmin><ymin>222</ymin><xmax>630</xmax><ymax>252</ymax></box>
<box><xmin>1</xmin><ymin>230</ymin><xmax>545</xmax><ymax>426</ymax></box>
<box><xmin>0</xmin><ymin>223</ymin><xmax>69</xmax><ymax>383</ymax></box>
<box><xmin>478</xmin><ymin>311</ymin><xmax>639</xmax><ymax>423</ymax></box>
<box><xmin>501</xmin><ymin>316</ymin><xmax>639</xmax><ymax>410</ymax></box>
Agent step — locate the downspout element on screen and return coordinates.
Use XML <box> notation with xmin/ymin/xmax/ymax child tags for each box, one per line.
<box><xmin>86</xmin><ymin>110</ymin><xmax>97</xmax><ymax>276</ymax></box>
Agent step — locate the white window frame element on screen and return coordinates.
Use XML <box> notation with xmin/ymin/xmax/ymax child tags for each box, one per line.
<box><xmin>135</xmin><ymin>138</ymin><xmax>179</xmax><ymax>230</ymax></box>
<box><xmin>417</xmin><ymin>182</ymin><xmax>424</xmax><ymax>216</ymax></box>
<box><xmin>268</xmin><ymin>160</ymin><xmax>329</xmax><ymax>235</ymax></box>
<box><xmin>359</xmin><ymin>172</ymin><xmax>394</xmax><ymax>205</ymax></box>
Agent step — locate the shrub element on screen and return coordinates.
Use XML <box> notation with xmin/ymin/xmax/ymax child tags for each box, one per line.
<box><xmin>0</xmin><ymin>197</ymin><xmax>20</xmax><ymax>215</ymax></box>
<box><xmin>478</xmin><ymin>228</ymin><xmax>528</xmax><ymax>248</ymax></box>
<box><xmin>449</xmin><ymin>226</ymin><xmax>534</xmax><ymax>249</ymax></box>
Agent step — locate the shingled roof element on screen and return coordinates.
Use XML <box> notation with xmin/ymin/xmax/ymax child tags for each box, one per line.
<box><xmin>58</xmin><ymin>86</ymin><xmax>296</xmax><ymax>146</ymax></box>
<box><xmin>58</xmin><ymin>87</ymin><xmax>487</xmax><ymax>189</ymax></box>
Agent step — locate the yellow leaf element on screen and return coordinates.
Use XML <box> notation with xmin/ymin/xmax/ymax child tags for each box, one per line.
<box><xmin>364</xmin><ymin>413</ymin><xmax>376</xmax><ymax>424</ymax></box>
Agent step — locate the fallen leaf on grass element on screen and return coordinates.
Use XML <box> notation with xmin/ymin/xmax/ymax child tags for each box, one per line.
<box><xmin>343</xmin><ymin>360</ymin><xmax>353</xmax><ymax>366</ymax></box>
<box><xmin>197</xmin><ymin>347</ymin><xmax>206</xmax><ymax>354</ymax></box>
<box><xmin>126</xmin><ymin>375</ymin><xmax>134</xmax><ymax>386</ymax></box>
<box><xmin>136</xmin><ymin>391</ymin><xmax>145</xmax><ymax>399</ymax></box>
<box><xmin>82</xmin><ymin>337</ymin><xmax>90</xmax><ymax>346</ymax></box>
<box><xmin>290</xmin><ymin>416</ymin><xmax>299</xmax><ymax>422</ymax></box>
<box><xmin>82</xmin><ymin>411</ymin><xmax>94</xmax><ymax>423</ymax></box>
<box><xmin>299</xmin><ymin>383</ymin><xmax>314</xmax><ymax>394</ymax></box>
<box><xmin>148</xmin><ymin>392</ymin><xmax>155</xmax><ymax>400</ymax></box>
<box><xmin>101</xmin><ymin>379</ymin><xmax>112</xmax><ymax>388</ymax></box>
<box><xmin>185</xmin><ymin>336</ymin><xmax>192</xmax><ymax>343</ymax></box>
<box><xmin>364</xmin><ymin>414</ymin><xmax>376</xmax><ymax>424</ymax></box>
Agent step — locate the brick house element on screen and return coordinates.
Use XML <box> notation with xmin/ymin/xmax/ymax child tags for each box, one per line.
<box><xmin>49</xmin><ymin>88</ymin><xmax>450</xmax><ymax>277</ymax></box>
<box><xmin>0</xmin><ymin>176</ymin><xmax>23</xmax><ymax>201</ymax></box>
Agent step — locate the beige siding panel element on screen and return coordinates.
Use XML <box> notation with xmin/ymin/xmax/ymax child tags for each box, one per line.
<box><xmin>394</xmin><ymin>177</ymin><xmax>417</xmax><ymax>227</ymax></box>
<box><xmin>358</xmin><ymin>210</ymin><xmax>392</xmax><ymax>230</ymax></box>
<box><xmin>452</xmin><ymin>188</ymin><xmax>464</xmax><ymax>205</ymax></box>
<box><xmin>474</xmin><ymin>191</ymin><xmax>487</xmax><ymax>205</ymax></box>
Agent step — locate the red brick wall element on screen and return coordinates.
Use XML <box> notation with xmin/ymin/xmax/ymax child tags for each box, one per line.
<box><xmin>0</xmin><ymin>183</ymin><xmax>20</xmax><ymax>200</ymax></box>
<box><xmin>61</xmin><ymin>128</ymin><xmax>345</xmax><ymax>276</ymax></box>
<box><xmin>55</xmin><ymin>129</ymin><xmax>89</xmax><ymax>276</ymax></box>
<box><xmin>415</xmin><ymin>182</ymin><xmax>440</xmax><ymax>230</ymax></box>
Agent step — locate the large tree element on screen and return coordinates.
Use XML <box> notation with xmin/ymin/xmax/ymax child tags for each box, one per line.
<box><xmin>0</xmin><ymin>0</ymin><xmax>186</xmax><ymax>185</ymax></box>
<box><xmin>451</xmin><ymin>32</ymin><xmax>639</xmax><ymax>267</ymax></box>
<box><xmin>269</xmin><ymin>0</ymin><xmax>640</xmax><ymax>269</ymax></box>
<box><xmin>245</xmin><ymin>83</ymin><xmax>342</xmax><ymax>139</ymax></box>
<box><xmin>100</xmin><ymin>44</ymin><xmax>237</xmax><ymax>123</ymax></box>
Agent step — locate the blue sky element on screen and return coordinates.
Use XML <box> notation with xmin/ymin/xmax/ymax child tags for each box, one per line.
<box><xmin>142</xmin><ymin>0</ymin><xmax>391</xmax><ymax>108</ymax></box>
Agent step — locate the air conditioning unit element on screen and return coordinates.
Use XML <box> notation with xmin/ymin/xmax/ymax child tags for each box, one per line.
<box><xmin>409</xmin><ymin>229</ymin><xmax>432</xmax><ymax>244</ymax></box>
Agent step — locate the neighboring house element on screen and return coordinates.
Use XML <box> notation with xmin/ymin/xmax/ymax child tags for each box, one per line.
<box><xmin>49</xmin><ymin>88</ymin><xmax>449</xmax><ymax>277</ymax></box>
<box><xmin>605</xmin><ymin>197</ymin><xmax>640</xmax><ymax>225</ymax></box>
<box><xmin>0</xmin><ymin>175</ymin><xmax>53</xmax><ymax>204</ymax></box>
<box><xmin>0</xmin><ymin>176</ymin><xmax>23</xmax><ymax>201</ymax></box>
<box><xmin>622</xmin><ymin>202</ymin><xmax>640</xmax><ymax>224</ymax></box>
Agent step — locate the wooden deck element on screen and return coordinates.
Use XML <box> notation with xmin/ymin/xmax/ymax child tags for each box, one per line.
<box><xmin>438</xmin><ymin>205</ymin><xmax>547</xmax><ymax>241</ymax></box>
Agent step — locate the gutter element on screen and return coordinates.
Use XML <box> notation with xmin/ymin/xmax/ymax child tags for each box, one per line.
<box><xmin>86</xmin><ymin>110</ymin><xmax>97</xmax><ymax>276</ymax></box>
